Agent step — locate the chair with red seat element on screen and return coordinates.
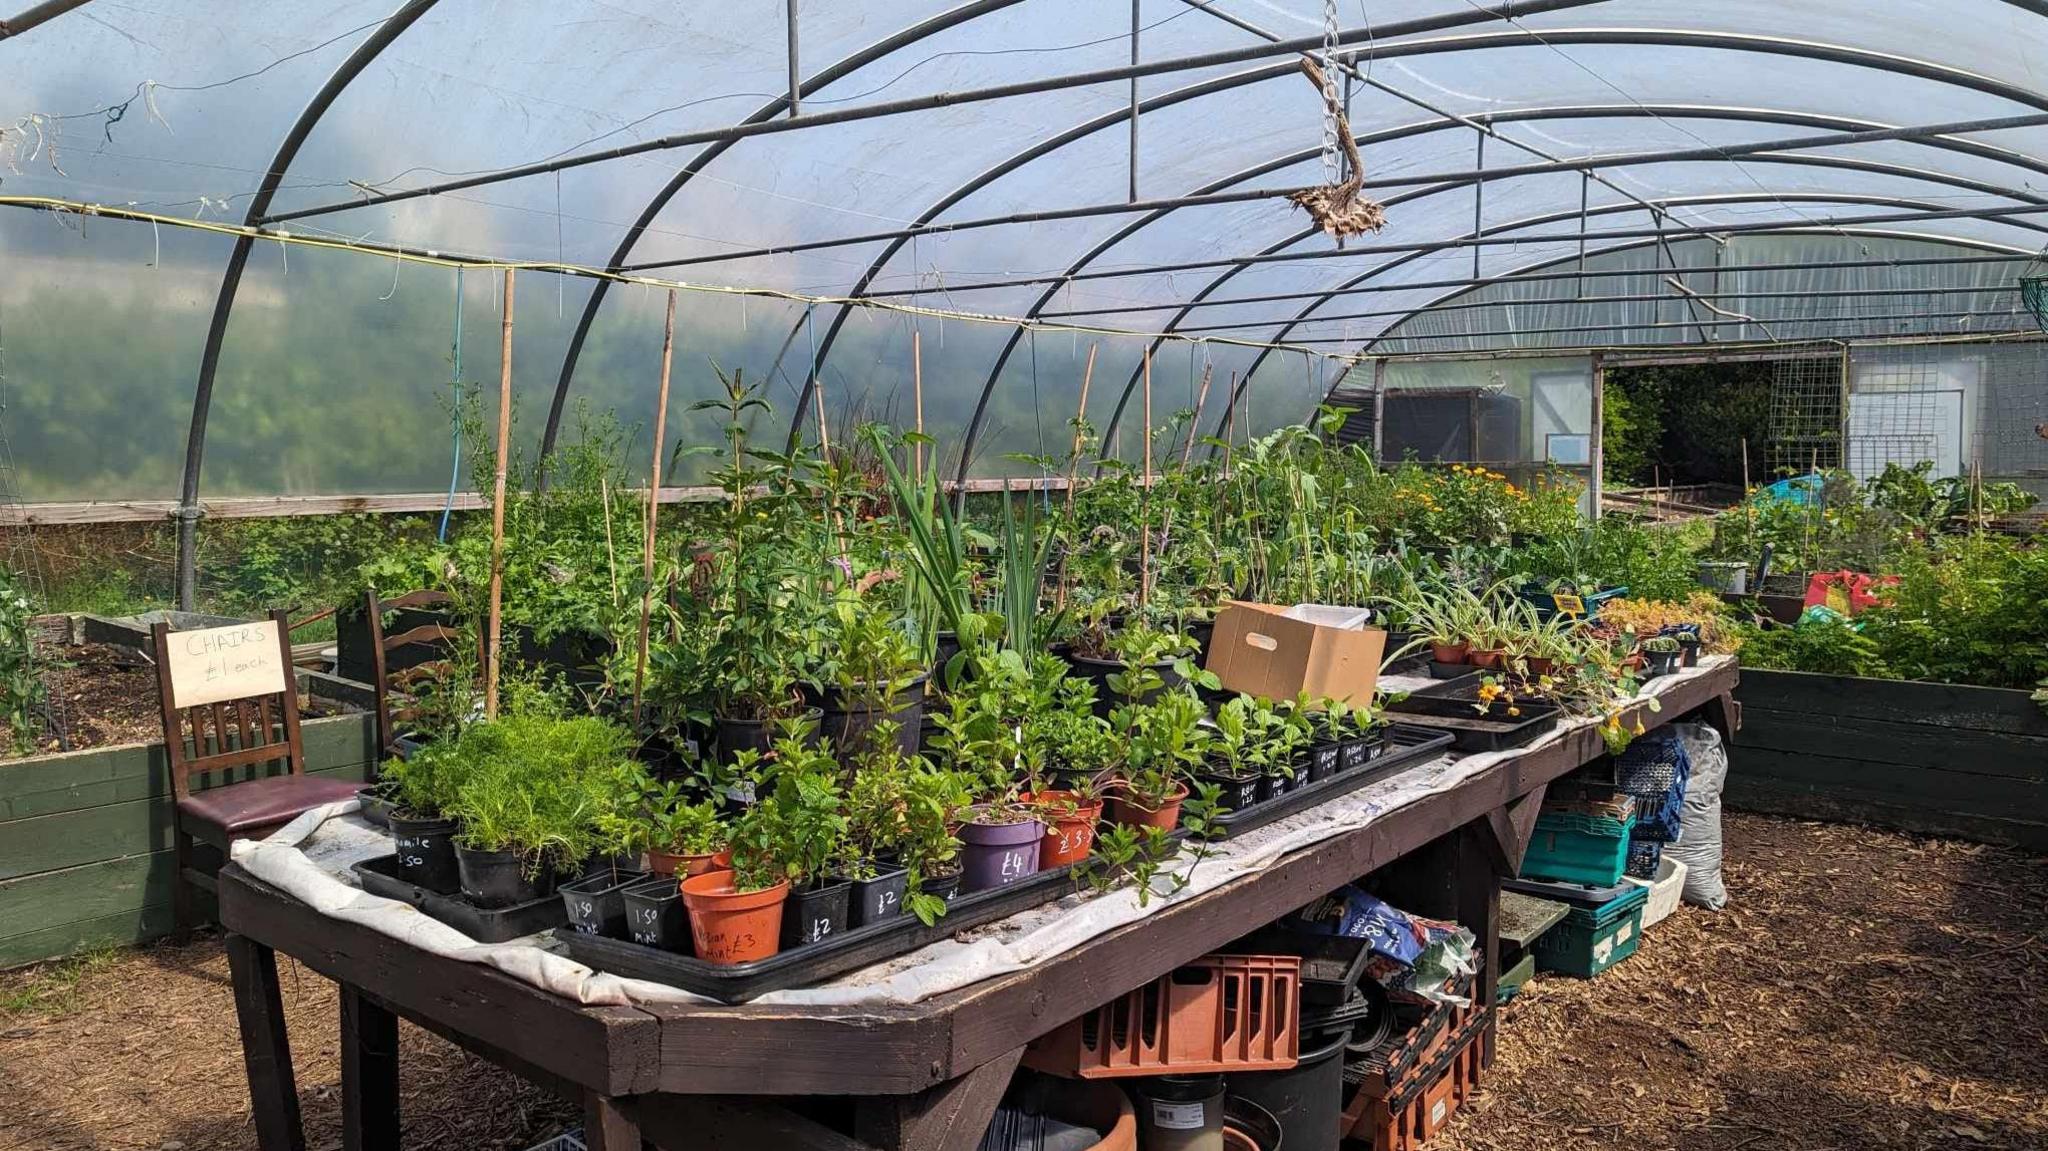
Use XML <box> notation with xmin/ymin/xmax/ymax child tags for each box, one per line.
<box><xmin>152</xmin><ymin>609</ymin><xmax>361</xmax><ymax>931</ymax></box>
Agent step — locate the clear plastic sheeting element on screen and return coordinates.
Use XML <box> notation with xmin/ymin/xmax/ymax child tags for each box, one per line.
<box><xmin>5</xmin><ymin>1</ymin><xmax>2048</xmax><ymax>503</ymax></box>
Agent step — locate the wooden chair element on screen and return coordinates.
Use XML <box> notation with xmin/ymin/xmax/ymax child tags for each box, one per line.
<box><xmin>365</xmin><ymin>588</ymin><xmax>469</xmax><ymax>759</ymax></box>
<box><xmin>153</xmin><ymin>609</ymin><xmax>361</xmax><ymax>932</ymax></box>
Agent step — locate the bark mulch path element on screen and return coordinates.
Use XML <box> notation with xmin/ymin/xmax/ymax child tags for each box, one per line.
<box><xmin>1</xmin><ymin>813</ymin><xmax>2041</xmax><ymax>1150</ymax></box>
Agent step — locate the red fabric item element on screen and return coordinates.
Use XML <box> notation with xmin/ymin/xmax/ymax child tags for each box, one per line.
<box><xmin>1802</xmin><ymin>570</ymin><xmax>1896</xmax><ymax>616</ymax></box>
<box><xmin>177</xmin><ymin>774</ymin><xmax>362</xmax><ymax>837</ymax></box>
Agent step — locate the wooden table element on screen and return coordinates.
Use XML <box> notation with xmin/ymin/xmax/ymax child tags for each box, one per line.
<box><xmin>219</xmin><ymin>663</ymin><xmax>1738</xmax><ymax>1151</ymax></box>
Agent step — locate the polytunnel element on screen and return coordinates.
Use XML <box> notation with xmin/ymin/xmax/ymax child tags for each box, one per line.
<box><xmin>5</xmin><ymin>0</ymin><xmax>2048</xmax><ymax>607</ymax></box>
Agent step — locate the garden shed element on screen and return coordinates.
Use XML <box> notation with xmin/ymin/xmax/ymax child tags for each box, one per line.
<box><xmin>2</xmin><ymin>3</ymin><xmax>2044</xmax><ymax>1151</ymax></box>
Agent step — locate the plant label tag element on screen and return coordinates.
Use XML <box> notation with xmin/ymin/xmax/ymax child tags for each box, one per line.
<box><xmin>1150</xmin><ymin>1101</ymin><xmax>1207</xmax><ymax>1130</ymax></box>
<box><xmin>166</xmin><ymin>620</ymin><xmax>287</xmax><ymax>708</ymax></box>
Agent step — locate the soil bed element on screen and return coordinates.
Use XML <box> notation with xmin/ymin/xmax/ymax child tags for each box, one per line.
<box><xmin>1</xmin><ymin>619</ymin><xmax>344</xmax><ymax>760</ymax></box>
<box><xmin>0</xmin><ymin>813</ymin><xmax>2041</xmax><ymax>1150</ymax></box>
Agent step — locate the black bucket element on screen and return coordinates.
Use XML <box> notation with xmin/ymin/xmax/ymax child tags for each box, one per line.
<box><xmin>389</xmin><ymin>813</ymin><xmax>460</xmax><ymax>894</ymax></box>
<box><xmin>713</xmin><ymin>707</ymin><xmax>823</xmax><ymax>763</ymax></box>
<box><xmin>1224</xmin><ymin>1096</ymin><xmax>1283</xmax><ymax>1151</ymax></box>
<box><xmin>818</xmin><ymin>677</ymin><xmax>927</xmax><ymax>759</ymax></box>
<box><xmin>454</xmin><ymin>844</ymin><xmax>557</xmax><ymax>909</ymax></box>
<box><xmin>1226</xmin><ymin>1024</ymin><xmax>1353</xmax><ymax>1151</ymax></box>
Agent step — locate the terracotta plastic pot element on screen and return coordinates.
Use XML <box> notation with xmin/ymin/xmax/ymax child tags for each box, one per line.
<box><xmin>1027</xmin><ymin>791</ymin><xmax>1103</xmax><ymax>868</ymax></box>
<box><xmin>679</xmin><ymin>873</ymin><xmax>790</xmax><ymax>965</ymax></box>
<box><xmin>1108</xmin><ymin>781</ymin><xmax>1188</xmax><ymax>831</ymax></box>
<box><xmin>647</xmin><ymin>846</ymin><xmax>732</xmax><ymax>878</ymax></box>
<box><xmin>1468</xmin><ymin>647</ymin><xmax>1506</xmax><ymax>670</ymax></box>
<box><xmin>1524</xmin><ymin>655</ymin><xmax>1555</xmax><ymax>678</ymax></box>
<box><xmin>1429</xmin><ymin>641</ymin><xmax>1469</xmax><ymax>664</ymax></box>
<box><xmin>958</xmin><ymin>815</ymin><xmax>1045</xmax><ymax>893</ymax></box>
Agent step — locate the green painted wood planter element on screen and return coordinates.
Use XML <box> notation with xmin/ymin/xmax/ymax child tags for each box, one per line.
<box><xmin>1728</xmin><ymin>668</ymin><xmax>2048</xmax><ymax>851</ymax></box>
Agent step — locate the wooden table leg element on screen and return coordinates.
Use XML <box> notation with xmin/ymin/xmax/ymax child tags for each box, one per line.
<box><xmin>584</xmin><ymin>1092</ymin><xmax>643</xmax><ymax>1151</ymax></box>
<box><xmin>1457</xmin><ymin>819</ymin><xmax>1504</xmax><ymax>1068</ymax></box>
<box><xmin>854</xmin><ymin>1046</ymin><xmax>1024</xmax><ymax>1151</ymax></box>
<box><xmin>340</xmin><ymin>984</ymin><xmax>400</xmax><ymax>1151</ymax></box>
<box><xmin>225</xmin><ymin>932</ymin><xmax>306</xmax><ymax>1151</ymax></box>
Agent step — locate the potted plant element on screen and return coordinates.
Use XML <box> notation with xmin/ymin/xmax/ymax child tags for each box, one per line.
<box><xmin>679</xmin><ymin>835</ymin><xmax>791</xmax><ymax>966</ymax></box>
<box><xmin>833</xmin><ymin>728</ymin><xmax>922</xmax><ymax>926</ymax></box>
<box><xmin>1068</xmin><ymin>623</ymin><xmax>1208</xmax><ymax>718</ymax></box>
<box><xmin>381</xmin><ymin>740</ymin><xmax>468</xmax><ymax>894</ymax></box>
<box><xmin>560</xmin><ymin>762</ymin><xmax>657</xmax><ymax>937</ymax></box>
<box><xmin>816</xmin><ymin>587</ymin><xmax>927</xmax><ymax>759</ymax></box>
<box><xmin>752</xmin><ymin>734</ymin><xmax>853</xmax><ymax>947</ymax></box>
<box><xmin>642</xmin><ymin>782</ymin><xmax>731</xmax><ymax>878</ymax></box>
<box><xmin>927</xmin><ymin>650</ymin><xmax>1048</xmax><ymax>893</ymax></box>
<box><xmin>446</xmin><ymin>715</ymin><xmax>638</xmax><ymax>910</ymax></box>
<box><xmin>899</xmin><ymin>766</ymin><xmax>972</xmax><ymax>923</ymax></box>
<box><xmin>1673</xmin><ymin>629</ymin><xmax>1702</xmax><ymax>667</ymax></box>
<box><xmin>1640</xmin><ymin>634</ymin><xmax>1683</xmax><ymax>678</ymax></box>
<box><xmin>1194</xmin><ymin>695</ymin><xmax>1266</xmax><ymax>812</ymax></box>
<box><xmin>1107</xmin><ymin>690</ymin><xmax>1210</xmax><ymax>830</ymax></box>
<box><xmin>1340</xmin><ymin>697</ymin><xmax>1390</xmax><ymax>771</ymax></box>
<box><xmin>1305</xmin><ymin>695</ymin><xmax>1350</xmax><ymax>781</ymax></box>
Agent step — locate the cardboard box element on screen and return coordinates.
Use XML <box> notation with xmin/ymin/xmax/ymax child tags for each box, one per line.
<box><xmin>1204</xmin><ymin>602</ymin><xmax>1386</xmax><ymax>707</ymax></box>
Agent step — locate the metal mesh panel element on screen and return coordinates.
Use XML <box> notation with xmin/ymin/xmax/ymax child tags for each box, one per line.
<box><xmin>1767</xmin><ymin>353</ymin><xmax>1844</xmax><ymax>475</ymax></box>
<box><xmin>1849</xmin><ymin>339</ymin><xmax>2048</xmax><ymax>497</ymax></box>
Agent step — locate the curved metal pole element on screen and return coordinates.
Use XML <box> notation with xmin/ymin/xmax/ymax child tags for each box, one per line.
<box><xmin>947</xmin><ymin>109</ymin><xmax>2048</xmax><ymax>481</ymax></box>
<box><xmin>174</xmin><ymin>0</ymin><xmax>442</xmax><ymax>608</ymax></box>
<box><xmin>537</xmin><ymin>0</ymin><xmax>1028</xmax><ymax>468</ymax></box>
<box><xmin>1356</xmin><ymin>229</ymin><xmax>2037</xmax><ymax>355</ymax></box>
<box><xmin>1200</xmin><ymin>201</ymin><xmax>2039</xmax><ymax>454</ymax></box>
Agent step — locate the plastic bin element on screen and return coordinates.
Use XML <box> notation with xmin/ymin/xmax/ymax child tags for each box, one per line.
<box><xmin>1341</xmin><ymin>1005</ymin><xmax>1490</xmax><ymax>1149</ymax></box>
<box><xmin>1521</xmin><ymin>810</ymin><xmax>1637</xmax><ymax>887</ymax></box>
<box><xmin>1622</xmin><ymin>855</ymin><xmax>1688</xmax><ymax>930</ymax></box>
<box><xmin>1533</xmin><ymin>883</ymin><xmax>1647</xmax><ymax>979</ymax></box>
<box><xmin>1023</xmin><ymin>955</ymin><xmax>1301</xmax><ymax>1079</ymax></box>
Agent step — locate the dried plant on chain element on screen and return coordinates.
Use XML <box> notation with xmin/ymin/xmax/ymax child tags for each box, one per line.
<box><xmin>1285</xmin><ymin>56</ymin><xmax>1387</xmax><ymax>239</ymax></box>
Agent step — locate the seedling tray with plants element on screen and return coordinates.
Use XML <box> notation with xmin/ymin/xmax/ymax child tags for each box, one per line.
<box><xmin>553</xmin><ymin>859</ymin><xmax>1087</xmax><ymax>1003</ymax></box>
<box><xmin>1380</xmin><ymin>695</ymin><xmax>1563</xmax><ymax>753</ymax></box>
<box><xmin>352</xmin><ymin>854</ymin><xmax>568</xmax><ymax>943</ymax></box>
<box><xmin>1208</xmin><ymin>725</ymin><xmax>1454</xmax><ymax>839</ymax></box>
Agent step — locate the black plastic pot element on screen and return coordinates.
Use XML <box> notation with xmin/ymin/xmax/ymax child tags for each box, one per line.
<box><xmin>932</xmin><ymin>630</ymin><xmax>964</xmax><ymax>689</ymax></box>
<box><xmin>1066</xmin><ymin>653</ymin><xmax>1184</xmax><ymax>717</ymax></box>
<box><xmin>356</xmin><ymin>784</ymin><xmax>397</xmax><ymax>829</ymax></box>
<box><xmin>559</xmin><ymin>870</ymin><xmax>646</xmax><ymax>938</ymax></box>
<box><xmin>1256</xmin><ymin>769</ymin><xmax>1301</xmax><ymax>805</ymax></box>
<box><xmin>1645</xmin><ymin>650</ymin><xmax>1683</xmax><ymax>678</ymax></box>
<box><xmin>1189</xmin><ymin>618</ymin><xmax>1217</xmax><ymax>667</ymax></box>
<box><xmin>1226</xmin><ymin>1023</ymin><xmax>1352</xmax><ymax>1151</ymax></box>
<box><xmin>455</xmin><ymin>844</ymin><xmax>558</xmax><ymax>910</ymax></box>
<box><xmin>780</xmin><ymin>877</ymin><xmax>852</xmax><ymax>947</ymax></box>
<box><xmin>842</xmin><ymin>864</ymin><xmax>911</xmax><ymax>927</ymax></box>
<box><xmin>1224</xmin><ymin>1097</ymin><xmax>1284</xmax><ymax>1151</ymax></box>
<box><xmin>817</xmin><ymin>676</ymin><xmax>927</xmax><ymax>759</ymax></box>
<box><xmin>581</xmin><ymin>851</ymin><xmax>643</xmax><ymax>881</ymax></box>
<box><xmin>621</xmin><ymin>876</ymin><xmax>690</xmax><ymax>952</ymax></box>
<box><xmin>1197</xmin><ymin>765</ymin><xmax>1264</xmax><ymax>813</ymax></box>
<box><xmin>1307</xmin><ymin>741</ymin><xmax>1342</xmax><ymax>783</ymax></box>
<box><xmin>922</xmin><ymin>868</ymin><xmax>963</xmax><ymax>905</ymax></box>
<box><xmin>1339</xmin><ymin>731</ymin><xmax>1386</xmax><ymax>773</ymax></box>
<box><xmin>713</xmin><ymin>706</ymin><xmax>824</xmax><ymax>763</ymax></box>
<box><xmin>389</xmin><ymin>812</ymin><xmax>460</xmax><ymax>895</ymax></box>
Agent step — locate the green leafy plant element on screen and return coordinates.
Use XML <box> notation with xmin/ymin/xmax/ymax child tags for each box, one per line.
<box><xmin>0</xmin><ymin>572</ymin><xmax>46</xmax><ymax>755</ymax></box>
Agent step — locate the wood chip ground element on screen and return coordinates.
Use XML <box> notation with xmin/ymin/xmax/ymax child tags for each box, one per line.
<box><xmin>1</xmin><ymin>813</ymin><xmax>2041</xmax><ymax>1150</ymax></box>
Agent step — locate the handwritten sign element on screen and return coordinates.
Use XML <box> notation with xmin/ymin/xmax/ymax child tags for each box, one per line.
<box><xmin>165</xmin><ymin>620</ymin><xmax>287</xmax><ymax>708</ymax></box>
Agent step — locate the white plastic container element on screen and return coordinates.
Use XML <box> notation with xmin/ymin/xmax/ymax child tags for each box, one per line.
<box><xmin>1624</xmin><ymin>855</ymin><xmax>1688</xmax><ymax>930</ymax></box>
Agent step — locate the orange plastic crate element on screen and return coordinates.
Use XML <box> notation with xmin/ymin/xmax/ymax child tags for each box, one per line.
<box><xmin>1023</xmin><ymin>954</ymin><xmax>1301</xmax><ymax>1078</ymax></box>
<box><xmin>1344</xmin><ymin>1006</ymin><xmax>1488</xmax><ymax>1149</ymax></box>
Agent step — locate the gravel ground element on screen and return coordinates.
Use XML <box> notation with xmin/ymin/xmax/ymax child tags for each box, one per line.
<box><xmin>1</xmin><ymin>812</ymin><xmax>2041</xmax><ymax>1151</ymax></box>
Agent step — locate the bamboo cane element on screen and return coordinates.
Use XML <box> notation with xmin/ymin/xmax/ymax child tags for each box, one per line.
<box><xmin>634</xmin><ymin>290</ymin><xmax>676</xmax><ymax>721</ymax></box>
<box><xmin>1054</xmin><ymin>344</ymin><xmax>1097</xmax><ymax>610</ymax></box>
<box><xmin>1139</xmin><ymin>348</ymin><xmax>1153</xmax><ymax>611</ymax></box>
<box><xmin>1181</xmin><ymin>362</ymin><xmax>1213</xmax><ymax>469</ymax></box>
<box><xmin>913</xmin><ymin>327</ymin><xmax>925</xmax><ymax>482</ymax></box>
<box><xmin>485</xmin><ymin>268</ymin><xmax>514</xmax><ymax>718</ymax></box>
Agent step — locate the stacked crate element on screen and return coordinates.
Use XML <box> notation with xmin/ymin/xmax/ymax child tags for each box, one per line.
<box><xmin>1339</xmin><ymin>976</ymin><xmax>1491</xmax><ymax>1148</ymax></box>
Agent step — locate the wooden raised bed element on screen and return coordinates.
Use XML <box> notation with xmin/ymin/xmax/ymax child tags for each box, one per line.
<box><xmin>1728</xmin><ymin>668</ymin><xmax>2048</xmax><ymax>851</ymax></box>
<box><xmin>0</xmin><ymin>699</ymin><xmax>377</xmax><ymax>967</ymax></box>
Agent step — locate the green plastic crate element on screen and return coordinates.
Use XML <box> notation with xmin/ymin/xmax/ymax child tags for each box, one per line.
<box><xmin>1521</xmin><ymin>811</ymin><xmax>1636</xmax><ymax>887</ymax></box>
<box><xmin>1533</xmin><ymin>883</ymin><xmax>1647</xmax><ymax>979</ymax></box>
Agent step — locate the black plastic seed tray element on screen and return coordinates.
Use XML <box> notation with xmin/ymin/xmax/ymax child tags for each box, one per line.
<box><xmin>1380</xmin><ymin>695</ymin><xmax>1563</xmax><ymax>753</ymax></box>
<box><xmin>554</xmin><ymin>860</ymin><xmax>1085</xmax><ymax>1003</ymax></box>
<box><xmin>1209</xmin><ymin>725</ymin><xmax>1455</xmax><ymax>839</ymax></box>
<box><xmin>352</xmin><ymin>854</ymin><xmax>567</xmax><ymax>943</ymax></box>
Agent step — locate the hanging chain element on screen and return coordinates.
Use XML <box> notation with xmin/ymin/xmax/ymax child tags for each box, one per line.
<box><xmin>1321</xmin><ymin>0</ymin><xmax>1341</xmax><ymax>185</ymax></box>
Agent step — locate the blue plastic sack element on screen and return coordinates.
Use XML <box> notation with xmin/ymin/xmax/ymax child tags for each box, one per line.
<box><xmin>1292</xmin><ymin>887</ymin><xmax>1426</xmax><ymax>966</ymax></box>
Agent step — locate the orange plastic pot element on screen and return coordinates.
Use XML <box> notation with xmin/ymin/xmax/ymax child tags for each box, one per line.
<box><xmin>1027</xmin><ymin>790</ymin><xmax>1103</xmax><ymax>867</ymax></box>
<box><xmin>1429</xmin><ymin>641</ymin><xmax>1469</xmax><ymax>664</ymax></box>
<box><xmin>1107</xmin><ymin>781</ymin><xmax>1187</xmax><ymax>832</ymax></box>
<box><xmin>648</xmin><ymin>846</ymin><xmax>732</xmax><ymax>878</ymax></box>
<box><xmin>1468</xmin><ymin>647</ymin><xmax>1506</xmax><ymax>670</ymax></box>
<box><xmin>679</xmin><ymin>873</ymin><xmax>789</xmax><ymax>965</ymax></box>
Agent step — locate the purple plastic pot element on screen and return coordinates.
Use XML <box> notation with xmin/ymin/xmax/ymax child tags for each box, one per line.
<box><xmin>957</xmin><ymin>816</ymin><xmax>1045</xmax><ymax>893</ymax></box>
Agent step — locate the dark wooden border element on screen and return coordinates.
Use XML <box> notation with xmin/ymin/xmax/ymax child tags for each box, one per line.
<box><xmin>1729</xmin><ymin>668</ymin><xmax>2048</xmax><ymax>850</ymax></box>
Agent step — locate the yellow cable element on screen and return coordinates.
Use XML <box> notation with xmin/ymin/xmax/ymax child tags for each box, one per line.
<box><xmin>0</xmin><ymin>195</ymin><xmax>1362</xmax><ymax>363</ymax></box>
